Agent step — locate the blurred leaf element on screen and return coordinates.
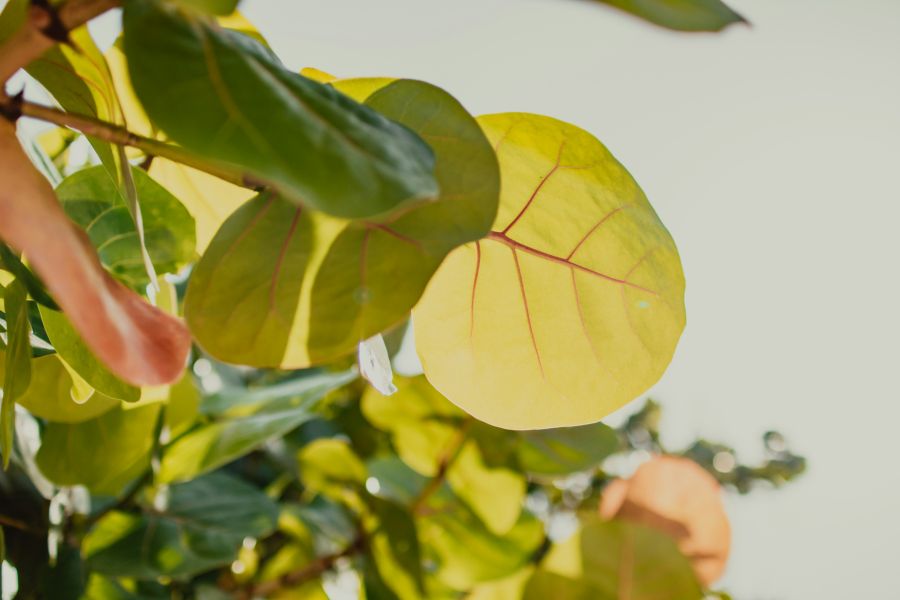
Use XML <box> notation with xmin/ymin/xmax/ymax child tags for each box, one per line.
<box><xmin>159</xmin><ymin>371</ymin><xmax>355</xmax><ymax>483</ymax></box>
<box><xmin>174</xmin><ymin>0</ymin><xmax>240</xmax><ymax>15</ymax></box>
<box><xmin>363</xmin><ymin>496</ymin><xmax>424</xmax><ymax>600</ymax></box>
<box><xmin>525</xmin><ymin>518</ymin><xmax>702</xmax><ymax>600</ymax></box>
<box><xmin>56</xmin><ymin>166</ymin><xmax>196</xmax><ymax>288</ymax></box>
<box><xmin>415</xmin><ymin>113</ymin><xmax>685</xmax><ymax>429</ymax></box>
<box><xmin>0</xmin><ymin>244</ymin><xmax>57</xmax><ymax>309</ymax></box>
<box><xmin>39</xmin><ymin>307</ymin><xmax>140</xmax><ymax>402</ymax></box>
<box><xmin>593</xmin><ymin>0</ymin><xmax>746</xmax><ymax>32</ymax></box>
<box><xmin>185</xmin><ymin>78</ymin><xmax>498</xmax><ymax>367</ymax></box>
<box><xmin>518</xmin><ymin>422</ymin><xmax>619</xmax><ymax>478</ymax></box>
<box><xmin>0</xmin><ymin>353</ymin><xmax>119</xmax><ymax>423</ymax></box>
<box><xmin>85</xmin><ymin>473</ymin><xmax>278</xmax><ymax>579</ymax></box>
<box><xmin>297</xmin><ymin>438</ymin><xmax>367</xmax><ymax>498</ymax></box>
<box><xmin>123</xmin><ymin>0</ymin><xmax>437</xmax><ymax>219</ymax></box>
<box><xmin>164</xmin><ymin>373</ymin><xmax>200</xmax><ymax>438</ymax></box>
<box><xmin>2</xmin><ymin>279</ymin><xmax>31</xmax><ymax>466</ymax></box>
<box><xmin>35</xmin><ymin>403</ymin><xmax>159</xmax><ymax>494</ymax></box>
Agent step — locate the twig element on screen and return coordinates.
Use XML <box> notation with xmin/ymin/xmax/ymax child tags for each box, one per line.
<box><xmin>0</xmin><ymin>0</ymin><xmax>121</xmax><ymax>91</ymax></box>
<box><xmin>0</xmin><ymin>513</ymin><xmax>45</xmax><ymax>535</ymax></box>
<box><xmin>410</xmin><ymin>417</ymin><xmax>473</xmax><ymax>515</ymax></box>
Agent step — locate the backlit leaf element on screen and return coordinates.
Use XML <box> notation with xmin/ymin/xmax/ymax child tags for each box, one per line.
<box><xmin>174</xmin><ymin>0</ymin><xmax>240</xmax><ymax>15</ymax></box>
<box><xmin>185</xmin><ymin>79</ymin><xmax>498</xmax><ymax>367</ymax></box>
<box><xmin>123</xmin><ymin>0</ymin><xmax>438</xmax><ymax>219</ymax></box>
<box><xmin>56</xmin><ymin>166</ymin><xmax>196</xmax><ymax>289</ymax></box>
<box><xmin>414</xmin><ymin>113</ymin><xmax>685</xmax><ymax>429</ymax></box>
<box><xmin>593</xmin><ymin>0</ymin><xmax>747</xmax><ymax>32</ymax></box>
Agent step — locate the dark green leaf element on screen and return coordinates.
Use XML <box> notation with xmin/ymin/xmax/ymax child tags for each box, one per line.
<box><xmin>518</xmin><ymin>422</ymin><xmax>620</xmax><ymax>478</ymax></box>
<box><xmin>84</xmin><ymin>473</ymin><xmax>279</xmax><ymax>579</ymax></box>
<box><xmin>363</xmin><ymin>496</ymin><xmax>425</xmax><ymax>600</ymax></box>
<box><xmin>55</xmin><ymin>166</ymin><xmax>196</xmax><ymax>289</ymax></box>
<box><xmin>123</xmin><ymin>0</ymin><xmax>437</xmax><ymax>219</ymax></box>
<box><xmin>594</xmin><ymin>0</ymin><xmax>746</xmax><ymax>32</ymax></box>
<box><xmin>2</xmin><ymin>279</ymin><xmax>31</xmax><ymax>466</ymax></box>
<box><xmin>0</xmin><ymin>245</ymin><xmax>57</xmax><ymax>309</ymax></box>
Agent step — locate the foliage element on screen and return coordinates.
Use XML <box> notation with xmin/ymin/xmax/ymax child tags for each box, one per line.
<box><xmin>0</xmin><ymin>0</ymin><xmax>789</xmax><ymax>598</ymax></box>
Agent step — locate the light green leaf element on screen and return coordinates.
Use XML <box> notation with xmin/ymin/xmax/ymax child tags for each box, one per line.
<box><xmin>123</xmin><ymin>1</ymin><xmax>438</xmax><ymax>219</ymax></box>
<box><xmin>518</xmin><ymin>422</ymin><xmax>620</xmax><ymax>478</ymax></box>
<box><xmin>363</xmin><ymin>496</ymin><xmax>425</xmax><ymax>600</ymax></box>
<box><xmin>524</xmin><ymin>518</ymin><xmax>703</xmax><ymax>599</ymax></box>
<box><xmin>158</xmin><ymin>370</ymin><xmax>355</xmax><ymax>483</ymax></box>
<box><xmin>164</xmin><ymin>373</ymin><xmax>200</xmax><ymax>438</ymax></box>
<box><xmin>55</xmin><ymin>165</ymin><xmax>196</xmax><ymax>289</ymax></box>
<box><xmin>174</xmin><ymin>0</ymin><xmax>240</xmax><ymax>15</ymax></box>
<box><xmin>415</xmin><ymin>113</ymin><xmax>686</xmax><ymax>429</ymax></box>
<box><xmin>2</xmin><ymin>279</ymin><xmax>31</xmax><ymax>466</ymax></box>
<box><xmin>185</xmin><ymin>79</ymin><xmax>498</xmax><ymax>367</ymax></box>
<box><xmin>0</xmin><ymin>353</ymin><xmax>119</xmax><ymax>423</ymax></box>
<box><xmin>36</xmin><ymin>403</ymin><xmax>159</xmax><ymax>494</ymax></box>
<box><xmin>297</xmin><ymin>438</ymin><xmax>367</xmax><ymax>497</ymax></box>
<box><xmin>593</xmin><ymin>0</ymin><xmax>747</xmax><ymax>32</ymax></box>
<box><xmin>84</xmin><ymin>473</ymin><xmax>278</xmax><ymax>579</ymax></box>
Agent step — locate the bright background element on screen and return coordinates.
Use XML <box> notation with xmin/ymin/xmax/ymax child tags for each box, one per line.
<box><xmin>231</xmin><ymin>0</ymin><xmax>900</xmax><ymax>598</ymax></box>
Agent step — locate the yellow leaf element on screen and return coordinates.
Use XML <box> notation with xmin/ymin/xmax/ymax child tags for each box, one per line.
<box><xmin>414</xmin><ymin>113</ymin><xmax>685</xmax><ymax>430</ymax></box>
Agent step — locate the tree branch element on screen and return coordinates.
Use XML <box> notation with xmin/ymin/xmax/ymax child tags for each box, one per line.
<box><xmin>0</xmin><ymin>0</ymin><xmax>121</xmax><ymax>92</ymax></box>
<box><xmin>410</xmin><ymin>417</ymin><xmax>473</xmax><ymax>515</ymax></box>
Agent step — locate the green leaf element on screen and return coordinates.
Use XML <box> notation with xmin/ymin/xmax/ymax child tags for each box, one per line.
<box><xmin>524</xmin><ymin>518</ymin><xmax>703</xmax><ymax>600</ymax></box>
<box><xmin>414</xmin><ymin>113</ymin><xmax>686</xmax><ymax>429</ymax></box>
<box><xmin>84</xmin><ymin>473</ymin><xmax>279</xmax><ymax>579</ymax></box>
<box><xmin>363</xmin><ymin>496</ymin><xmax>425</xmax><ymax>600</ymax></box>
<box><xmin>122</xmin><ymin>0</ymin><xmax>438</xmax><ymax>219</ymax></box>
<box><xmin>0</xmin><ymin>354</ymin><xmax>119</xmax><ymax>423</ymax></box>
<box><xmin>518</xmin><ymin>422</ymin><xmax>620</xmax><ymax>478</ymax></box>
<box><xmin>158</xmin><ymin>370</ymin><xmax>355</xmax><ymax>483</ymax></box>
<box><xmin>38</xmin><ymin>307</ymin><xmax>140</xmax><ymax>402</ymax></box>
<box><xmin>185</xmin><ymin>79</ymin><xmax>498</xmax><ymax>367</ymax></box>
<box><xmin>2</xmin><ymin>279</ymin><xmax>31</xmax><ymax>466</ymax></box>
<box><xmin>55</xmin><ymin>166</ymin><xmax>196</xmax><ymax>289</ymax></box>
<box><xmin>297</xmin><ymin>438</ymin><xmax>367</xmax><ymax>497</ymax></box>
<box><xmin>593</xmin><ymin>0</ymin><xmax>747</xmax><ymax>32</ymax></box>
<box><xmin>174</xmin><ymin>0</ymin><xmax>240</xmax><ymax>15</ymax></box>
<box><xmin>35</xmin><ymin>403</ymin><xmax>159</xmax><ymax>494</ymax></box>
<box><xmin>0</xmin><ymin>245</ymin><xmax>57</xmax><ymax>309</ymax></box>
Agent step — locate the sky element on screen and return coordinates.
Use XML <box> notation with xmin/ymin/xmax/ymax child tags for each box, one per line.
<box><xmin>3</xmin><ymin>0</ymin><xmax>898</xmax><ymax>598</ymax></box>
<box><xmin>231</xmin><ymin>0</ymin><xmax>900</xmax><ymax>597</ymax></box>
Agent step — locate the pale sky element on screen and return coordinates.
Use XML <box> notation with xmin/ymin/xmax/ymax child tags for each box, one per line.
<box><xmin>5</xmin><ymin>0</ymin><xmax>899</xmax><ymax>597</ymax></box>
<box><xmin>234</xmin><ymin>0</ymin><xmax>900</xmax><ymax>597</ymax></box>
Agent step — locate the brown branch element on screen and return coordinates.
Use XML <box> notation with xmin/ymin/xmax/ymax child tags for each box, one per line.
<box><xmin>0</xmin><ymin>0</ymin><xmax>121</xmax><ymax>91</ymax></box>
<box><xmin>410</xmin><ymin>417</ymin><xmax>473</xmax><ymax>516</ymax></box>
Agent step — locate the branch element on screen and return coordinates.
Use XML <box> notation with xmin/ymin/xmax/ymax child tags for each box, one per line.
<box><xmin>410</xmin><ymin>417</ymin><xmax>473</xmax><ymax>515</ymax></box>
<box><xmin>6</xmin><ymin>99</ymin><xmax>261</xmax><ymax>189</ymax></box>
<box><xmin>0</xmin><ymin>0</ymin><xmax>121</xmax><ymax>92</ymax></box>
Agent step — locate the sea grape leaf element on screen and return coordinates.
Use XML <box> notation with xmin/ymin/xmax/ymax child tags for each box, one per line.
<box><xmin>0</xmin><ymin>122</ymin><xmax>191</xmax><ymax>387</ymax></box>
<box><xmin>123</xmin><ymin>0</ymin><xmax>438</xmax><ymax>219</ymax></box>
<box><xmin>297</xmin><ymin>437</ymin><xmax>367</xmax><ymax>498</ymax></box>
<box><xmin>414</xmin><ymin>113</ymin><xmax>685</xmax><ymax>429</ymax></box>
<box><xmin>84</xmin><ymin>473</ymin><xmax>278</xmax><ymax>579</ymax></box>
<box><xmin>363</xmin><ymin>496</ymin><xmax>425</xmax><ymax>600</ymax></box>
<box><xmin>0</xmin><ymin>353</ymin><xmax>119</xmax><ymax>423</ymax></box>
<box><xmin>2</xmin><ymin>279</ymin><xmax>31</xmax><ymax>465</ymax></box>
<box><xmin>148</xmin><ymin>159</ymin><xmax>253</xmax><ymax>252</ymax></box>
<box><xmin>524</xmin><ymin>518</ymin><xmax>703</xmax><ymax>600</ymax></box>
<box><xmin>363</xmin><ymin>376</ymin><xmax>525</xmax><ymax>535</ymax></box>
<box><xmin>592</xmin><ymin>0</ymin><xmax>747</xmax><ymax>32</ymax></box>
<box><xmin>518</xmin><ymin>422</ymin><xmax>620</xmax><ymax>478</ymax></box>
<box><xmin>185</xmin><ymin>79</ymin><xmax>498</xmax><ymax>367</ymax></box>
<box><xmin>174</xmin><ymin>0</ymin><xmax>240</xmax><ymax>15</ymax></box>
<box><xmin>39</xmin><ymin>307</ymin><xmax>140</xmax><ymax>402</ymax></box>
<box><xmin>36</xmin><ymin>403</ymin><xmax>160</xmax><ymax>494</ymax></box>
<box><xmin>158</xmin><ymin>370</ymin><xmax>356</xmax><ymax>483</ymax></box>
<box><xmin>55</xmin><ymin>166</ymin><xmax>196</xmax><ymax>289</ymax></box>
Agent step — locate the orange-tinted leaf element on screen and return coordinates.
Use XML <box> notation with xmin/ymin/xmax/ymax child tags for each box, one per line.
<box><xmin>0</xmin><ymin>121</ymin><xmax>190</xmax><ymax>386</ymax></box>
<box><xmin>599</xmin><ymin>455</ymin><xmax>731</xmax><ymax>585</ymax></box>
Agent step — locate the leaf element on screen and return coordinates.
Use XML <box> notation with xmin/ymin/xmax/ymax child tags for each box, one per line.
<box><xmin>158</xmin><ymin>370</ymin><xmax>355</xmax><ymax>483</ymax></box>
<box><xmin>84</xmin><ymin>473</ymin><xmax>279</xmax><ymax>579</ymax></box>
<box><xmin>36</xmin><ymin>403</ymin><xmax>160</xmax><ymax>494</ymax></box>
<box><xmin>174</xmin><ymin>0</ymin><xmax>241</xmax><ymax>15</ymax></box>
<box><xmin>363</xmin><ymin>496</ymin><xmax>425</xmax><ymax>600</ymax></box>
<box><xmin>518</xmin><ymin>422</ymin><xmax>620</xmax><ymax>478</ymax></box>
<box><xmin>524</xmin><ymin>518</ymin><xmax>703</xmax><ymax>600</ymax></box>
<box><xmin>185</xmin><ymin>79</ymin><xmax>498</xmax><ymax>367</ymax></box>
<box><xmin>0</xmin><ymin>120</ymin><xmax>191</xmax><ymax>387</ymax></box>
<box><xmin>55</xmin><ymin>165</ymin><xmax>196</xmax><ymax>289</ymax></box>
<box><xmin>414</xmin><ymin>113</ymin><xmax>685</xmax><ymax>429</ymax></box>
<box><xmin>0</xmin><ymin>244</ymin><xmax>57</xmax><ymax>309</ymax></box>
<box><xmin>148</xmin><ymin>159</ymin><xmax>253</xmax><ymax>252</ymax></box>
<box><xmin>2</xmin><ymin>279</ymin><xmax>31</xmax><ymax>466</ymax></box>
<box><xmin>593</xmin><ymin>0</ymin><xmax>747</xmax><ymax>32</ymax></box>
<box><xmin>599</xmin><ymin>455</ymin><xmax>731</xmax><ymax>585</ymax></box>
<box><xmin>122</xmin><ymin>0</ymin><xmax>438</xmax><ymax>219</ymax></box>
<box><xmin>0</xmin><ymin>353</ymin><xmax>119</xmax><ymax>423</ymax></box>
<box><xmin>39</xmin><ymin>307</ymin><xmax>140</xmax><ymax>402</ymax></box>
<box><xmin>297</xmin><ymin>438</ymin><xmax>367</xmax><ymax>498</ymax></box>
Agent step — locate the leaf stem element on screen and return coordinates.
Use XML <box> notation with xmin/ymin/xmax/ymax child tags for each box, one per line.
<box><xmin>410</xmin><ymin>417</ymin><xmax>473</xmax><ymax>515</ymax></box>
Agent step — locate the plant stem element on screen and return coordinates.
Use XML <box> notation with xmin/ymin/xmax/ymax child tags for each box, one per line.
<box><xmin>410</xmin><ymin>417</ymin><xmax>473</xmax><ymax>515</ymax></box>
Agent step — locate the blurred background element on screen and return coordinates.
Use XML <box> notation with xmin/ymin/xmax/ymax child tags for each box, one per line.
<box><xmin>204</xmin><ymin>0</ymin><xmax>898</xmax><ymax>597</ymax></box>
